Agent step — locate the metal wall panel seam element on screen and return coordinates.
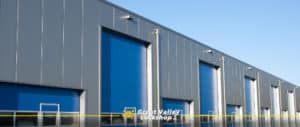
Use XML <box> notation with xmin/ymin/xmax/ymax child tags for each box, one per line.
<box><xmin>175</xmin><ymin>35</ymin><xmax>179</xmax><ymax>97</ymax></box>
<box><xmin>62</xmin><ymin>0</ymin><xmax>66</xmax><ymax>84</ymax></box>
<box><xmin>167</xmin><ymin>32</ymin><xmax>170</xmax><ymax>95</ymax></box>
<box><xmin>183</xmin><ymin>40</ymin><xmax>186</xmax><ymax>98</ymax></box>
<box><xmin>137</xmin><ymin>18</ymin><xmax>140</xmax><ymax>38</ymax></box>
<box><xmin>189</xmin><ymin>42</ymin><xmax>193</xmax><ymax>99</ymax></box>
<box><xmin>297</xmin><ymin>88</ymin><xmax>300</xmax><ymax>111</ymax></box>
<box><xmin>40</xmin><ymin>0</ymin><xmax>44</xmax><ymax>84</ymax></box>
<box><xmin>80</xmin><ymin>0</ymin><xmax>84</xmax><ymax>88</ymax></box>
<box><xmin>15</xmin><ymin>0</ymin><xmax>20</xmax><ymax>81</ymax></box>
<box><xmin>187</xmin><ymin>41</ymin><xmax>192</xmax><ymax>100</ymax></box>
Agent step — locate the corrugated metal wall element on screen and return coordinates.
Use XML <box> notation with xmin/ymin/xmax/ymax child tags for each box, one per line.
<box><xmin>259</xmin><ymin>72</ymin><xmax>279</xmax><ymax>108</ymax></box>
<box><xmin>0</xmin><ymin>1</ymin><xmax>101</xmax><ymax>126</ymax></box>
<box><xmin>0</xmin><ymin>0</ymin><xmax>299</xmax><ymax>126</ymax></box>
<box><xmin>0</xmin><ymin>0</ymin><xmax>85</xmax><ymax>88</ymax></box>
<box><xmin>295</xmin><ymin>88</ymin><xmax>300</xmax><ymax>111</ymax></box>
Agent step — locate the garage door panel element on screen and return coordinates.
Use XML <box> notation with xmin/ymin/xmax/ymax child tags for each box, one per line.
<box><xmin>0</xmin><ymin>83</ymin><xmax>80</xmax><ymax>112</ymax></box>
<box><xmin>101</xmin><ymin>30</ymin><xmax>147</xmax><ymax>113</ymax></box>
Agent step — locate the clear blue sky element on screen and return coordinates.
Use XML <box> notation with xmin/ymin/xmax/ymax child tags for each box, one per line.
<box><xmin>108</xmin><ymin>0</ymin><xmax>300</xmax><ymax>85</ymax></box>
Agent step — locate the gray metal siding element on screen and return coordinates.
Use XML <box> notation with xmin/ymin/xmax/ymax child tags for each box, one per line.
<box><xmin>139</xmin><ymin>19</ymin><xmax>156</xmax><ymax>43</ymax></box>
<box><xmin>114</xmin><ymin>9</ymin><xmax>127</xmax><ymax>34</ymax></box>
<box><xmin>176</xmin><ymin>36</ymin><xmax>185</xmax><ymax>98</ymax></box>
<box><xmin>159</xmin><ymin>29</ymin><xmax>170</xmax><ymax>97</ymax></box>
<box><xmin>160</xmin><ymin>33</ymin><xmax>197</xmax><ymax>100</ymax></box>
<box><xmin>127</xmin><ymin>14</ymin><xmax>139</xmax><ymax>38</ymax></box>
<box><xmin>0</xmin><ymin>0</ymin><xmax>88</xmax><ymax>88</ymax></box>
<box><xmin>224</xmin><ymin>57</ymin><xmax>244</xmax><ymax>105</ymax></box>
<box><xmin>191</xmin><ymin>42</ymin><xmax>201</xmax><ymax>115</ymax></box>
<box><xmin>185</xmin><ymin>40</ymin><xmax>193</xmax><ymax>99</ymax></box>
<box><xmin>0</xmin><ymin>0</ymin><xmax>17</xmax><ymax>81</ymax></box>
<box><xmin>97</xmin><ymin>1</ymin><xmax>113</xmax><ymax>29</ymax></box>
<box><xmin>42</xmin><ymin>0</ymin><xmax>64</xmax><ymax>85</ymax></box>
<box><xmin>84</xmin><ymin>0</ymin><xmax>101</xmax><ymax>125</ymax></box>
<box><xmin>166</xmin><ymin>32</ymin><xmax>177</xmax><ymax>98</ymax></box>
<box><xmin>17</xmin><ymin>0</ymin><xmax>42</xmax><ymax>84</ymax></box>
<box><xmin>295</xmin><ymin>88</ymin><xmax>300</xmax><ymax>111</ymax></box>
<box><xmin>259</xmin><ymin>72</ymin><xmax>278</xmax><ymax>108</ymax></box>
<box><xmin>63</xmin><ymin>0</ymin><xmax>82</xmax><ymax>88</ymax></box>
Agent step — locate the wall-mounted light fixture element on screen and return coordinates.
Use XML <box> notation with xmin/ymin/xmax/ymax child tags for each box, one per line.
<box><xmin>206</xmin><ymin>49</ymin><xmax>213</xmax><ymax>54</ymax></box>
<box><xmin>247</xmin><ymin>66</ymin><xmax>253</xmax><ymax>70</ymax></box>
<box><xmin>121</xmin><ymin>14</ymin><xmax>133</xmax><ymax>21</ymax></box>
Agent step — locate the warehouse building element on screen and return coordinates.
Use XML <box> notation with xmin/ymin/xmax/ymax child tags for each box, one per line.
<box><xmin>0</xmin><ymin>0</ymin><xmax>299</xmax><ymax>127</ymax></box>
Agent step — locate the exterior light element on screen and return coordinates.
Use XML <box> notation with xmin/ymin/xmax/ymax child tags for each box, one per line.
<box><xmin>121</xmin><ymin>15</ymin><xmax>133</xmax><ymax>20</ymax></box>
<box><xmin>206</xmin><ymin>49</ymin><xmax>213</xmax><ymax>54</ymax></box>
<box><xmin>247</xmin><ymin>66</ymin><xmax>253</xmax><ymax>70</ymax></box>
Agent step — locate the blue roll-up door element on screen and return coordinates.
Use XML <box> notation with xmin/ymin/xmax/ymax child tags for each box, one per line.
<box><xmin>162</xmin><ymin>99</ymin><xmax>190</xmax><ymax>127</ymax></box>
<box><xmin>244</xmin><ymin>77</ymin><xmax>256</xmax><ymax>127</ymax></box>
<box><xmin>199</xmin><ymin>62</ymin><xmax>218</xmax><ymax>127</ymax></box>
<box><xmin>227</xmin><ymin>105</ymin><xmax>237</xmax><ymax>127</ymax></box>
<box><xmin>101</xmin><ymin>30</ymin><xmax>147</xmax><ymax>114</ymax></box>
<box><xmin>163</xmin><ymin>99</ymin><xmax>187</xmax><ymax>114</ymax></box>
<box><xmin>0</xmin><ymin>83</ymin><xmax>80</xmax><ymax>112</ymax></box>
<box><xmin>244</xmin><ymin>78</ymin><xmax>252</xmax><ymax>115</ymax></box>
<box><xmin>199</xmin><ymin>63</ymin><xmax>216</xmax><ymax>114</ymax></box>
<box><xmin>101</xmin><ymin>30</ymin><xmax>147</xmax><ymax>127</ymax></box>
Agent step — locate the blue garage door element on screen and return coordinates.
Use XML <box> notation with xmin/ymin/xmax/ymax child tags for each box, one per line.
<box><xmin>162</xmin><ymin>99</ymin><xmax>190</xmax><ymax>127</ymax></box>
<box><xmin>199</xmin><ymin>63</ymin><xmax>217</xmax><ymax>127</ymax></box>
<box><xmin>0</xmin><ymin>83</ymin><xmax>80</xmax><ymax>126</ymax></box>
<box><xmin>226</xmin><ymin>105</ymin><xmax>237</xmax><ymax>127</ymax></box>
<box><xmin>0</xmin><ymin>83</ymin><xmax>80</xmax><ymax>112</ymax></box>
<box><xmin>244</xmin><ymin>77</ymin><xmax>255</xmax><ymax>127</ymax></box>
<box><xmin>101</xmin><ymin>30</ymin><xmax>147</xmax><ymax>126</ymax></box>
